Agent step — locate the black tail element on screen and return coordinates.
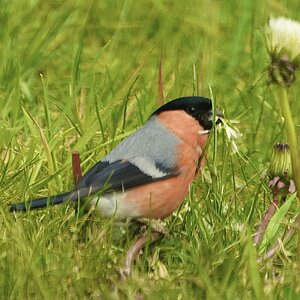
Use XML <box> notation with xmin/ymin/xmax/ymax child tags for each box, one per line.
<box><xmin>9</xmin><ymin>191</ymin><xmax>78</xmax><ymax>212</ymax></box>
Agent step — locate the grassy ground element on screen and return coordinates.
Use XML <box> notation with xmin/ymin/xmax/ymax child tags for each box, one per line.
<box><xmin>1</xmin><ymin>0</ymin><xmax>300</xmax><ymax>299</ymax></box>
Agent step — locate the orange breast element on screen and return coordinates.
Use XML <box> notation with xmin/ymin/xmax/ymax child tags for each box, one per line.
<box><xmin>123</xmin><ymin>169</ymin><xmax>194</xmax><ymax>219</ymax></box>
<box><xmin>120</xmin><ymin>110</ymin><xmax>209</xmax><ymax>219</ymax></box>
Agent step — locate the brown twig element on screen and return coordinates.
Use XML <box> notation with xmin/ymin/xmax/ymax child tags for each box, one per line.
<box><xmin>72</xmin><ymin>151</ymin><xmax>82</xmax><ymax>184</ymax></box>
<box><xmin>72</xmin><ymin>151</ymin><xmax>84</xmax><ymax>215</ymax></box>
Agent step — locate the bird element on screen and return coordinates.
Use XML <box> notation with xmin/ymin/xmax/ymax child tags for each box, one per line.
<box><xmin>10</xmin><ymin>96</ymin><xmax>222</xmax><ymax>220</ymax></box>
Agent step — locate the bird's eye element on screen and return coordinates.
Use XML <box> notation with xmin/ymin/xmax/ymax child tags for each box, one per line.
<box><xmin>187</xmin><ymin>106</ymin><xmax>197</xmax><ymax>114</ymax></box>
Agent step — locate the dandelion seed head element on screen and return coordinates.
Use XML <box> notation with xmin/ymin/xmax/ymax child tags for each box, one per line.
<box><xmin>268</xmin><ymin>17</ymin><xmax>300</xmax><ymax>60</ymax></box>
<box><xmin>266</xmin><ymin>17</ymin><xmax>300</xmax><ymax>85</ymax></box>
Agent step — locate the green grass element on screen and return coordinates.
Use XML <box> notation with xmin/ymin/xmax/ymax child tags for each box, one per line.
<box><xmin>1</xmin><ymin>0</ymin><xmax>300</xmax><ymax>299</ymax></box>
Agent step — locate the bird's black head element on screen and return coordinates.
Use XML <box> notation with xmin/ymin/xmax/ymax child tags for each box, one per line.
<box><xmin>152</xmin><ymin>96</ymin><xmax>221</xmax><ymax>130</ymax></box>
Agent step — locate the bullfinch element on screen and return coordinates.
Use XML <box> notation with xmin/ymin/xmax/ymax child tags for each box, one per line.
<box><xmin>10</xmin><ymin>96</ymin><xmax>222</xmax><ymax>219</ymax></box>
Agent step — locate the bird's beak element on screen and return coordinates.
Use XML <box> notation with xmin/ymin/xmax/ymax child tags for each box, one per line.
<box><xmin>215</xmin><ymin>108</ymin><xmax>224</xmax><ymax>125</ymax></box>
<box><xmin>208</xmin><ymin>108</ymin><xmax>224</xmax><ymax>125</ymax></box>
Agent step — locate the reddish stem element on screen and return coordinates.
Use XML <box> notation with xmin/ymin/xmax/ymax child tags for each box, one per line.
<box><xmin>253</xmin><ymin>199</ymin><xmax>280</xmax><ymax>246</ymax></box>
<box><xmin>257</xmin><ymin>212</ymin><xmax>300</xmax><ymax>263</ymax></box>
<box><xmin>119</xmin><ymin>231</ymin><xmax>163</xmax><ymax>279</ymax></box>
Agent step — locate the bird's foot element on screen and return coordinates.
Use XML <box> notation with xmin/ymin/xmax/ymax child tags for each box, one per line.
<box><xmin>135</xmin><ymin>218</ymin><xmax>169</xmax><ymax>236</ymax></box>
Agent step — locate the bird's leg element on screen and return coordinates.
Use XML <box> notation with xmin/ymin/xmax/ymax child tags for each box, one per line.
<box><xmin>135</xmin><ymin>218</ymin><xmax>169</xmax><ymax>236</ymax></box>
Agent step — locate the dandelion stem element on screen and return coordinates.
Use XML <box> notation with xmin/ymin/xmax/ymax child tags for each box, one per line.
<box><xmin>277</xmin><ymin>87</ymin><xmax>300</xmax><ymax>194</ymax></box>
<box><xmin>277</xmin><ymin>86</ymin><xmax>300</xmax><ymax>264</ymax></box>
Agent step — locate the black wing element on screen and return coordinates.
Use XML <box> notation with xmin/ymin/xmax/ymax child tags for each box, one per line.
<box><xmin>76</xmin><ymin>159</ymin><xmax>178</xmax><ymax>193</ymax></box>
<box><xmin>9</xmin><ymin>159</ymin><xmax>179</xmax><ymax>212</ymax></box>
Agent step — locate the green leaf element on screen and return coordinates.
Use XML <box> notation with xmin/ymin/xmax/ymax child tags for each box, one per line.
<box><xmin>259</xmin><ymin>193</ymin><xmax>297</xmax><ymax>253</ymax></box>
